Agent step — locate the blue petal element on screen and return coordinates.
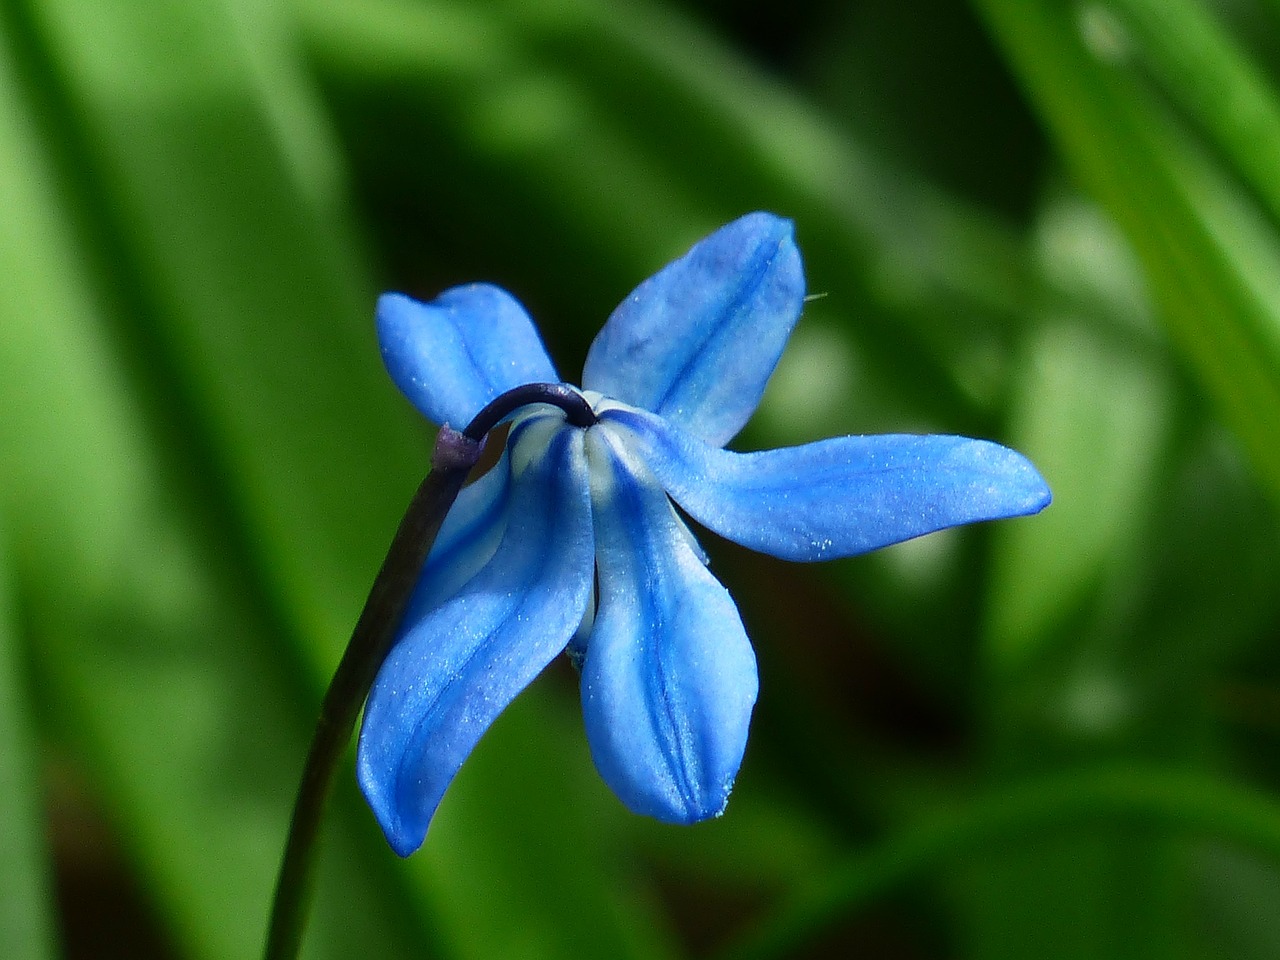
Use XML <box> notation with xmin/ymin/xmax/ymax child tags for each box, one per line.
<box><xmin>579</xmin><ymin>425</ymin><xmax>758</xmax><ymax>824</ymax></box>
<box><xmin>398</xmin><ymin>410</ymin><xmax>561</xmax><ymax>621</ymax></box>
<box><xmin>581</xmin><ymin>213</ymin><xmax>804</xmax><ymax>447</ymax></box>
<box><xmin>357</xmin><ymin>417</ymin><xmax>593</xmax><ymax>855</ymax></box>
<box><xmin>605</xmin><ymin>407</ymin><xmax>1052</xmax><ymax>562</ymax></box>
<box><xmin>377</xmin><ymin>285</ymin><xmax>559</xmax><ymax>428</ymax></box>
<box><xmin>400</xmin><ymin>442</ymin><xmax>513</xmax><ymax>624</ymax></box>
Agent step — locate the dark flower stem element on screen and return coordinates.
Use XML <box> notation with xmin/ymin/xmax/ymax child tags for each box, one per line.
<box><xmin>461</xmin><ymin>381</ymin><xmax>597</xmax><ymax>440</ymax></box>
<box><xmin>262</xmin><ymin>427</ymin><xmax>478</xmax><ymax>960</ymax></box>
<box><xmin>263</xmin><ymin>384</ymin><xmax>596</xmax><ymax>960</ymax></box>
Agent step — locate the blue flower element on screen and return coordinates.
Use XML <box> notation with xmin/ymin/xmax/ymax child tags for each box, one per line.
<box><xmin>357</xmin><ymin>212</ymin><xmax>1050</xmax><ymax>856</ymax></box>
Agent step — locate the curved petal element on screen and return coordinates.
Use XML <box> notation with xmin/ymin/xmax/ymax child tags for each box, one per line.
<box><xmin>357</xmin><ymin>418</ymin><xmax>593</xmax><ymax>855</ymax></box>
<box><xmin>579</xmin><ymin>425</ymin><xmax>758</xmax><ymax>824</ymax></box>
<box><xmin>401</xmin><ymin>411</ymin><xmax>559</xmax><ymax>621</ymax></box>
<box><xmin>377</xmin><ymin>285</ymin><xmax>559</xmax><ymax>428</ymax></box>
<box><xmin>606</xmin><ymin>407</ymin><xmax>1052</xmax><ymax>562</ymax></box>
<box><xmin>403</xmin><ymin>443</ymin><xmax>513</xmax><ymax>622</ymax></box>
<box><xmin>582</xmin><ymin>213</ymin><xmax>804</xmax><ymax>447</ymax></box>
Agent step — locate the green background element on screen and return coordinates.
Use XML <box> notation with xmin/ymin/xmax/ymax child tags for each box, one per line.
<box><xmin>3</xmin><ymin>0</ymin><xmax>1280</xmax><ymax>957</ymax></box>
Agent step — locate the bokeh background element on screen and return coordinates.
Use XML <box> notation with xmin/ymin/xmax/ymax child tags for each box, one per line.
<box><xmin>4</xmin><ymin>0</ymin><xmax>1280</xmax><ymax>958</ymax></box>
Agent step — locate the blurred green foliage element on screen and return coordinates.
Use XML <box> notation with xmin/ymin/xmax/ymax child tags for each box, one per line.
<box><xmin>2</xmin><ymin>0</ymin><xmax>1280</xmax><ymax>958</ymax></box>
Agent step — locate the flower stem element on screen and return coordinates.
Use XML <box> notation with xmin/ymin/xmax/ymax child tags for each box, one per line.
<box><xmin>463</xmin><ymin>381</ymin><xmax>597</xmax><ymax>440</ymax></box>
<box><xmin>263</xmin><ymin>382</ymin><xmax>590</xmax><ymax>960</ymax></box>
<box><xmin>262</xmin><ymin>425</ymin><xmax>481</xmax><ymax>960</ymax></box>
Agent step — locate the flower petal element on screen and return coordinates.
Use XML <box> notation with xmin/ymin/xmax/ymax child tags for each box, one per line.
<box><xmin>357</xmin><ymin>417</ymin><xmax>593</xmax><ymax>855</ymax></box>
<box><xmin>377</xmin><ymin>285</ymin><xmax>559</xmax><ymax>428</ymax></box>
<box><xmin>581</xmin><ymin>213</ymin><xmax>804</xmax><ymax>446</ymax></box>
<box><xmin>401</xmin><ymin>440</ymin><xmax>513</xmax><ymax>623</ymax></box>
<box><xmin>579</xmin><ymin>425</ymin><xmax>758</xmax><ymax>824</ymax></box>
<box><xmin>606</xmin><ymin>407</ymin><xmax>1052</xmax><ymax>561</ymax></box>
<box><xmin>399</xmin><ymin>409</ymin><xmax>563</xmax><ymax>622</ymax></box>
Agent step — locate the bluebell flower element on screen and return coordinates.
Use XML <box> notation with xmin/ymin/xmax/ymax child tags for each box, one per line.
<box><xmin>357</xmin><ymin>212</ymin><xmax>1050</xmax><ymax>856</ymax></box>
